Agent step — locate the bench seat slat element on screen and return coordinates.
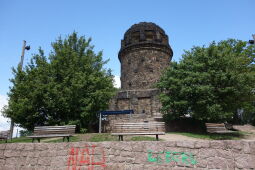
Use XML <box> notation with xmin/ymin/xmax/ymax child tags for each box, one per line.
<box><xmin>113</xmin><ymin>129</ymin><xmax>165</xmax><ymax>131</ymax></box>
<box><xmin>114</xmin><ymin>126</ymin><xmax>164</xmax><ymax>128</ymax></box>
<box><xmin>34</xmin><ymin>130</ymin><xmax>75</xmax><ymax>132</ymax></box>
<box><xmin>114</xmin><ymin>125</ymin><xmax>165</xmax><ymax>127</ymax></box>
<box><xmin>114</xmin><ymin>123</ymin><xmax>165</xmax><ymax>125</ymax></box>
<box><xmin>27</xmin><ymin>134</ymin><xmax>73</xmax><ymax>138</ymax></box>
<box><xmin>35</xmin><ymin>127</ymin><xmax>75</xmax><ymax>129</ymax></box>
<box><xmin>35</xmin><ymin>125</ymin><xmax>76</xmax><ymax>128</ymax></box>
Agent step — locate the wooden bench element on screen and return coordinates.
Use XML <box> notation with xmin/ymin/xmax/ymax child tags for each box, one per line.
<box><xmin>111</xmin><ymin>122</ymin><xmax>165</xmax><ymax>141</ymax></box>
<box><xmin>205</xmin><ymin>123</ymin><xmax>233</xmax><ymax>133</ymax></box>
<box><xmin>27</xmin><ymin>125</ymin><xmax>76</xmax><ymax>143</ymax></box>
<box><xmin>0</xmin><ymin>130</ymin><xmax>10</xmax><ymax>143</ymax></box>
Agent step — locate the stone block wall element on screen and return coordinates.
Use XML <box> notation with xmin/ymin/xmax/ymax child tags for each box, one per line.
<box><xmin>106</xmin><ymin>89</ymin><xmax>162</xmax><ymax>132</ymax></box>
<box><xmin>109</xmin><ymin>89</ymin><xmax>161</xmax><ymax>116</ymax></box>
<box><xmin>120</xmin><ymin>49</ymin><xmax>170</xmax><ymax>90</ymax></box>
<box><xmin>0</xmin><ymin>140</ymin><xmax>254</xmax><ymax>169</ymax></box>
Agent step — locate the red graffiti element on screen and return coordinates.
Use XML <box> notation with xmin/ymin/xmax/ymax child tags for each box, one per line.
<box><xmin>67</xmin><ymin>145</ymin><xmax>106</xmax><ymax>170</ymax></box>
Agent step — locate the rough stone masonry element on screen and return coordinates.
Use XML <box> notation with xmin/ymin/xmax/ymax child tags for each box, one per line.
<box><xmin>105</xmin><ymin>22</ymin><xmax>173</xmax><ymax>132</ymax></box>
<box><xmin>0</xmin><ymin>140</ymin><xmax>255</xmax><ymax>169</ymax></box>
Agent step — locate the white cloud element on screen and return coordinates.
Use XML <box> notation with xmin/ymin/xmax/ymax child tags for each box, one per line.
<box><xmin>0</xmin><ymin>94</ymin><xmax>23</xmax><ymax>137</ymax></box>
<box><xmin>113</xmin><ymin>75</ymin><xmax>121</xmax><ymax>88</ymax></box>
<box><xmin>0</xmin><ymin>94</ymin><xmax>10</xmax><ymax>131</ymax></box>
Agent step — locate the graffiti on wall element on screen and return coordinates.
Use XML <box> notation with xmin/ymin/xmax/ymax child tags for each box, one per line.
<box><xmin>147</xmin><ymin>150</ymin><xmax>197</xmax><ymax>165</ymax></box>
<box><xmin>67</xmin><ymin>145</ymin><xmax>106</xmax><ymax>170</ymax></box>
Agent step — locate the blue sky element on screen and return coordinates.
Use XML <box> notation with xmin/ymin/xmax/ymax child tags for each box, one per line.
<box><xmin>0</xmin><ymin>0</ymin><xmax>255</xmax><ymax>130</ymax></box>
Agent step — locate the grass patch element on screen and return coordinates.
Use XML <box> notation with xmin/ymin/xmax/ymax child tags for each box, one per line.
<box><xmin>130</xmin><ymin>136</ymin><xmax>160</xmax><ymax>141</ymax></box>
<box><xmin>45</xmin><ymin>135</ymin><xmax>81</xmax><ymax>143</ymax></box>
<box><xmin>0</xmin><ymin>135</ymin><xmax>81</xmax><ymax>144</ymax></box>
<box><xmin>2</xmin><ymin>131</ymin><xmax>247</xmax><ymax>144</ymax></box>
<box><xmin>88</xmin><ymin>134</ymin><xmax>161</xmax><ymax>142</ymax></box>
<box><xmin>89</xmin><ymin>133</ymin><xmax>117</xmax><ymax>142</ymax></box>
<box><xmin>0</xmin><ymin>137</ymin><xmax>31</xmax><ymax>144</ymax></box>
<box><xmin>168</xmin><ymin>131</ymin><xmax>245</xmax><ymax>140</ymax></box>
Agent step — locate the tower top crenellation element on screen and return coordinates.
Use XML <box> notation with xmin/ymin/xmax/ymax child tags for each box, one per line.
<box><xmin>119</xmin><ymin>22</ymin><xmax>173</xmax><ymax>60</ymax></box>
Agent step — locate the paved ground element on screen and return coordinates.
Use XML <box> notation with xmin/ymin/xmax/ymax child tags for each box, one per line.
<box><xmin>150</xmin><ymin>133</ymin><xmax>205</xmax><ymax>141</ymax></box>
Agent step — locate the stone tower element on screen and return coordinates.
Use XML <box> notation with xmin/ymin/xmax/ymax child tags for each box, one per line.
<box><xmin>105</xmin><ymin>22</ymin><xmax>173</xmax><ymax>132</ymax></box>
<box><xmin>119</xmin><ymin>22</ymin><xmax>173</xmax><ymax>90</ymax></box>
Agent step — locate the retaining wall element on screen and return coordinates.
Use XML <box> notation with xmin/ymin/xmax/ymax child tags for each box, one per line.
<box><xmin>0</xmin><ymin>140</ymin><xmax>254</xmax><ymax>169</ymax></box>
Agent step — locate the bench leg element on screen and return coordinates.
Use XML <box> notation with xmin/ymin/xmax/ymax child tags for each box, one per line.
<box><xmin>32</xmin><ymin>138</ymin><xmax>34</xmax><ymax>143</ymax></box>
<box><xmin>67</xmin><ymin>136</ymin><xmax>70</xmax><ymax>142</ymax></box>
<box><xmin>63</xmin><ymin>137</ymin><xmax>65</xmax><ymax>142</ymax></box>
<box><xmin>118</xmin><ymin>135</ymin><xmax>123</xmax><ymax>141</ymax></box>
<box><xmin>37</xmin><ymin>138</ymin><xmax>40</xmax><ymax>143</ymax></box>
<box><xmin>156</xmin><ymin>135</ymin><xmax>159</xmax><ymax>141</ymax></box>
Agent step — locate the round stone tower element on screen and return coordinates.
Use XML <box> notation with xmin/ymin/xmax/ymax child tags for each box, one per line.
<box><xmin>106</xmin><ymin>22</ymin><xmax>173</xmax><ymax>132</ymax></box>
<box><xmin>119</xmin><ymin>22</ymin><xmax>173</xmax><ymax>90</ymax></box>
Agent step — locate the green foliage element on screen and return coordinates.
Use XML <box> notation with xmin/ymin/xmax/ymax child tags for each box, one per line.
<box><xmin>3</xmin><ymin>32</ymin><xmax>116</xmax><ymax>131</ymax></box>
<box><xmin>80</xmin><ymin>128</ymin><xmax>88</xmax><ymax>134</ymax></box>
<box><xmin>19</xmin><ymin>130</ymin><xmax>32</xmax><ymax>137</ymax></box>
<box><xmin>158</xmin><ymin>39</ymin><xmax>255</xmax><ymax>123</ymax></box>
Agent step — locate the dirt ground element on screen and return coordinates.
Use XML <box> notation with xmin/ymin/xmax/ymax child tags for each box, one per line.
<box><xmin>147</xmin><ymin>124</ymin><xmax>255</xmax><ymax>141</ymax></box>
<box><xmin>146</xmin><ymin>134</ymin><xmax>205</xmax><ymax>141</ymax></box>
<box><xmin>233</xmin><ymin>124</ymin><xmax>255</xmax><ymax>140</ymax></box>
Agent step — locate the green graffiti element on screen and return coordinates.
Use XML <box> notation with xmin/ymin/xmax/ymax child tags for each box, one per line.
<box><xmin>147</xmin><ymin>150</ymin><xmax>164</xmax><ymax>164</ymax></box>
<box><xmin>165</xmin><ymin>151</ymin><xmax>181</xmax><ymax>163</ymax></box>
<box><xmin>181</xmin><ymin>152</ymin><xmax>197</xmax><ymax>165</ymax></box>
<box><xmin>147</xmin><ymin>150</ymin><xmax>197</xmax><ymax>165</ymax></box>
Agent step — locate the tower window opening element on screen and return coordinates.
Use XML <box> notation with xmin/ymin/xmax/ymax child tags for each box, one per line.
<box><xmin>145</xmin><ymin>30</ymin><xmax>154</xmax><ymax>41</ymax></box>
<box><xmin>132</xmin><ymin>31</ymin><xmax>140</xmax><ymax>43</ymax></box>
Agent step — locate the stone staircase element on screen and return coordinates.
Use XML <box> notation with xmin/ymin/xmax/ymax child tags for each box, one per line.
<box><xmin>102</xmin><ymin>113</ymin><xmax>164</xmax><ymax>132</ymax></box>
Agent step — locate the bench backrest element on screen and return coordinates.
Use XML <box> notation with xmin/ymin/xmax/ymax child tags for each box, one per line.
<box><xmin>113</xmin><ymin>122</ymin><xmax>165</xmax><ymax>133</ymax></box>
<box><xmin>205</xmin><ymin>123</ymin><xmax>226</xmax><ymax>133</ymax></box>
<box><xmin>33</xmin><ymin>125</ymin><xmax>76</xmax><ymax>135</ymax></box>
<box><xmin>0</xmin><ymin>130</ymin><xmax>10</xmax><ymax>139</ymax></box>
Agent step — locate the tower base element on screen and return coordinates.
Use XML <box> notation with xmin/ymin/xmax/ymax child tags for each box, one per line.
<box><xmin>103</xmin><ymin>88</ymin><xmax>163</xmax><ymax>132</ymax></box>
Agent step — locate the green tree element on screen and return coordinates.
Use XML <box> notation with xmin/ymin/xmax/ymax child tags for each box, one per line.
<box><xmin>157</xmin><ymin>39</ymin><xmax>255</xmax><ymax>123</ymax></box>
<box><xmin>3</xmin><ymin>32</ymin><xmax>116</xmax><ymax>131</ymax></box>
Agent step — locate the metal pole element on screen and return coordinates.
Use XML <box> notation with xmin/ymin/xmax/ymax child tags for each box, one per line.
<box><xmin>16</xmin><ymin>128</ymin><xmax>18</xmax><ymax>138</ymax></box>
<box><xmin>253</xmin><ymin>34</ymin><xmax>255</xmax><ymax>41</ymax></box>
<box><xmin>10</xmin><ymin>40</ymin><xmax>27</xmax><ymax>139</ymax></box>
<box><xmin>99</xmin><ymin>112</ymin><xmax>102</xmax><ymax>133</ymax></box>
<box><xmin>19</xmin><ymin>40</ymin><xmax>26</xmax><ymax>69</ymax></box>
